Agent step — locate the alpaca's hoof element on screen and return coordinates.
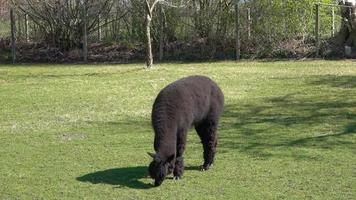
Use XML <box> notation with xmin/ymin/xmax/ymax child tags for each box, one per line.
<box><xmin>200</xmin><ymin>164</ymin><xmax>212</xmax><ymax>171</ymax></box>
<box><xmin>174</xmin><ymin>176</ymin><xmax>181</xmax><ymax>180</ymax></box>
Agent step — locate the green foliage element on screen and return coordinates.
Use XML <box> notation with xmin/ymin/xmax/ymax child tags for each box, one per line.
<box><xmin>0</xmin><ymin>20</ymin><xmax>10</xmax><ymax>38</ymax></box>
<box><xmin>0</xmin><ymin>61</ymin><xmax>355</xmax><ymax>199</ymax></box>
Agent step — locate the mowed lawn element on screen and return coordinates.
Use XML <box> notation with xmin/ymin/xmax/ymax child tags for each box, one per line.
<box><xmin>0</xmin><ymin>61</ymin><xmax>355</xmax><ymax>199</ymax></box>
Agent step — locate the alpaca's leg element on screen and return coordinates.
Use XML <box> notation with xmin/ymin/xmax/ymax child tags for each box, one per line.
<box><xmin>195</xmin><ymin>119</ymin><xmax>218</xmax><ymax>171</ymax></box>
<box><xmin>174</xmin><ymin>128</ymin><xmax>187</xmax><ymax>179</ymax></box>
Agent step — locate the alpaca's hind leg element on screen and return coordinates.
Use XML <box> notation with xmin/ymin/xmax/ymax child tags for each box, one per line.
<box><xmin>174</xmin><ymin>128</ymin><xmax>187</xmax><ymax>179</ymax></box>
<box><xmin>195</xmin><ymin>119</ymin><xmax>218</xmax><ymax>171</ymax></box>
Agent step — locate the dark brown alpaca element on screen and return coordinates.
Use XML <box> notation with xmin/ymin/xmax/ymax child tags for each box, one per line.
<box><xmin>148</xmin><ymin>75</ymin><xmax>224</xmax><ymax>186</ymax></box>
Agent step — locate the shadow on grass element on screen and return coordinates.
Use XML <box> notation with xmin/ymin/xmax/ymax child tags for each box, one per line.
<box><xmin>220</xmin><ymin>75</ymin><xmax>356</xmax><ymax>159</ymax></box>
<box><xmin>76</xmin><ymin>166</ymin><xmax>153</xmax><ymax>189</ymax></box>
<box><xmin>310</xmin><ymin>75</ymin><xmax>356</xmax><ymax>88</ymax></box>
<box><xmin>288</xmin><ymin>123</ymin><xmax>356</xmax><ymax>147</ymax></box>
<box><xmin>185</xmin><ymin>166</ymin><xmax>202</xmax><ymax>171</ymax></box>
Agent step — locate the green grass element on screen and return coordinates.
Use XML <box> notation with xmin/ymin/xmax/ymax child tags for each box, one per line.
<box><xmin>0</xmin><ymin>61</ymin><xmax>355</xmax><ymax>199</ymax></box>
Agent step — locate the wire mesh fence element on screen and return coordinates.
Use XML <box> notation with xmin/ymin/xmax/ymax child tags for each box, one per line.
<box><xmin>0</xmin><ymin>1</ymin><xmax>353</xmax><ymax>63</ymax></box>
<box><xmin>144</xmin><ymin>1</ymin><xmax>317</xmax><ymax>60</ymax></box>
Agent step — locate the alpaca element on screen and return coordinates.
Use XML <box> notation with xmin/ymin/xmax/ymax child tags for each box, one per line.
<box><xmin>148</xmin><ymin>75</ymin><xmax>224</xmax><ymax>186</ymax></box>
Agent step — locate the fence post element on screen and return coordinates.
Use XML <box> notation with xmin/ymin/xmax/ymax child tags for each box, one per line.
<box><xmin>332</xmin><ymin>6</ymin><xmax>335</xmax><ymax>37</ymax></box>
<box><xmin>82</xmin><ymin>2</ymin><xmax>88</xmax><ymax>63</ymax></box>
<box><xmin>17</xmin><ymin>14</ymin><xmax>22</xmax><ymax>39</ymax></box>
<box><xmin>159</xmin><ymin>6</ymin><xmax>164</xmax><ymax>61</ymax></box>
<box><xmin>302</xmin><ymin>9</ymin><xmax>307</xmax><ymax>42</ymax></box>
<box><xmin>104</xmin><ymin>18</ymin><xmax>108</xmax><ymax>39</ymax></box>
<box><xmin>315</xmin><ymin>3</ymin><xmax>320</xmax><ymax>57</ymax></box>
<box><xmin>235</xmin><ymin>0</ymin><xmax>240</xmax><ymax>60</ymax></box>
<box><xmin>10</xmin><ymin>8</ymin><xmax>16</xmax><ymax>64</ymax></box>
<box><xmin>98</xmin><ymin>14</ymin><xmax>102</xmax><ymax>41</ymax></box>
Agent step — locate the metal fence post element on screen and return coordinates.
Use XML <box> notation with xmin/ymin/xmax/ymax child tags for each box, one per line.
<box><xmin>10</xmin><ymin>8</ymin><xmax>16</xmax><ymax>64</ymax></box>
<box><xmin>98</xmin><ymin>14</ymin><xmax>102</xmax><ymax>41</ymax></box>
<box><xmin>235</xmin><ymin>0</ymin><xmax>240</xmax><ymax>60</ymax></box>
<box><xmin>315</xmin><ymin>3</ymin><xmax>320</xmax><ymax>57</ymax></box>
<box><xmin>82</xmin><ymin>2</ymin><xmax>88</xmax><ymax>63</ymax></box>
<box><xmin>332</xmin><ymin>6</ymin><xmax>335</xmax><ymax>37</ymax></box>
<box><xmin>159</xmin><ymin>5</ymin><xmax>164</xmax><ymax>61</ymax></box>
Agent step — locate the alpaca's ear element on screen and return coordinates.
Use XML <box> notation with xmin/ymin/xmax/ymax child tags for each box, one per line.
<box><xmin>147</xmin><ymin>152</ymin><xmax>156</xmax><ymax>159</ymax></box>
<box><xmin>166</xmin><ymin>154</ymin><xmax>175</xmax><ymax>163</ymax></box>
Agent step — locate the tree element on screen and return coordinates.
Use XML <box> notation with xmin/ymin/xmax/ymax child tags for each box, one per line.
<box><xmin>11</xmin><ymin>0</ymin><xmax>116</xmax><ymax>50</ymax></box>
<box><xmin>144</xmin><ymin>0</ymin><xmax>186</xmax><ymax>68</ymax></box>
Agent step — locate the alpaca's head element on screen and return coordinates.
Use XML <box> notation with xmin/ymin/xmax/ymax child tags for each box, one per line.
<box><xmin>148</xmin><ymin>152</ymin><xmax>175</xmax><ymax>186</ymax></box>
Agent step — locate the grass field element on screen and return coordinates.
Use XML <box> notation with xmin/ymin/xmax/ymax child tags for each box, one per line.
<box><xmin>0</xmin><ymin>61</ymin><xmax>355</xmax><ymax>199</ymax></box>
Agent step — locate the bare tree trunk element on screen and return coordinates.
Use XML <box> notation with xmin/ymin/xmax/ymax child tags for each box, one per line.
<box><xmin>145</xmin><ymin>0</ymin><xmax>161</xmax><ymax>68</ymax></box>
<box><xmin>25</xmin><ymin>14</ymin><xmax>29</xmax><ymax>42</ymax></box>
<box><xmin>146</xmin><ymin>14</ymin><xmax>153</xmax><ymax>68</ymax></box>
<box><xmin>247</xmin><ymin>7</ymin><xmax>251</xmax><ymax>40</ymax></box>
<box><xmin>144</xmin><ymin>0</ymin><xmax>182</xmax><ymax>67</ymax></box>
